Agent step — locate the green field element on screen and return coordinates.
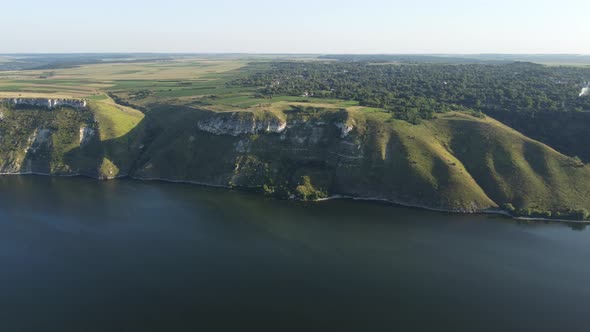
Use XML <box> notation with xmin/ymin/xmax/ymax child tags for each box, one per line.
<box><xmin>0</xmin><ymin>57</ymin><xmax>379</xmax><ymax>116</ymax></box>
<box><xmin>0</xmin><ymin>58</ymin><xmax>250</xmax><ymax>98</ymax></box>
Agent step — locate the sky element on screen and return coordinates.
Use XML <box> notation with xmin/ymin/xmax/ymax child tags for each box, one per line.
<box><xmin>1</xmin><ymin>0</ymin><xmax>588</xmax><ymax>54</ymax></box>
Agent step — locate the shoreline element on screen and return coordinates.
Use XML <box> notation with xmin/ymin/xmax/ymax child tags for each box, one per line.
<box><xmin>317</xmin><ymin>194</ymin><xmax>590</xmax><ymax>224</ymax></box>
<box><xmin>1</xmin><ymin>172</ymin><xmax>588</xmax><ymax>224</ymax></box>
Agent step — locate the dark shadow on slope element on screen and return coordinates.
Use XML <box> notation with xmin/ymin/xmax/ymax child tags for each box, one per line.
<box><xmin>16</xmin><ymin>106</ymin><xmax>94</xmax><ymax>175</ymax></box>
<box><xmin>447</xmin><ymin>120</ymin><xmax>517</xmax><ymax>206</ymax></box>
<box><xmin>63</xmin><ymin>103</ymin><xmax>204</xmax><ymax>179</ymax></box>
<box><xmin>20</xmin><ymin>129</ymin><xmax>53</xmax><ymax>174</ymax></box>
<box><xmin>487</xmin><ymin>110</ymin><xmax>590</xmax><ymax>163</ymax></box>
<box><xmin>63</xmin><ymin>133</ymin><xmax>105</xmax><ymax>177</ymax></box>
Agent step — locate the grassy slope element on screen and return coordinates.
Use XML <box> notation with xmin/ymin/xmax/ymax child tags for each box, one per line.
<box><xmin>1</xmin><ymin>54</ymin><xmax>589</xmax><ymax>217</ymax></box>
<box><xmin>0</xmin><ymin>100</ymin><xmax>145</xmax><ymax>178</ymax></box>
<box><xmin>121</xmin><ymin>98</ymin><xmax>590</xmax><ymax>216</ymax></box>
<box><xmin>333</xmin><ymin>110</ymin><xmax>590</xmax><ymax>214</ymax></box>
<box><xmin>436</xmin><ymin>113</ymin><xmax>590</xmax><ymax>213</ymax></box>
<box><xmin>351</xmin><ymin>111</ymin><xmax>496</xmax><ymax>211</ymax></box>
<box><xmin>86</xmin><ymin>100</ymin><xmax>144</xmax><ymax>178</ymax></box>
<box><xmin>127</xmin><ymin>104</ymin><xmax>589</xmax><ymax>215</ymax></box>
<box><xmin>88</xmin><ymin>100</ymin><xmax>143</xmax><ymax>140</ymax></box>
<box><xmin>1</xmin><ymin>98</ymin><xmax>589</xmax><ymax>217</ymax></box>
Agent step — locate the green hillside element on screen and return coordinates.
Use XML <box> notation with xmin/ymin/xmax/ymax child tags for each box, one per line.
<box><xmin>1</xmin><ymin>98</ymin><xmax>588</xmax><ymax>220</ymax></box>
<box><xmin>0</xmin><ymin>56</ymin><xmax>589</xmax><ymax>221</ymax></box>
<box><xmin>0</xmin><ymin>100</ymin><xmax>143</xmax><ymax>178</ymax></box>
<box><xmin>439</xmin><ymin>113</ymin><xmax>590</xmax><ymax>218</ymax></box>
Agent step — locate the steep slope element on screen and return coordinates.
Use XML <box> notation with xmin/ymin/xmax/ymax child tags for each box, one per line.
<box><xmin>128</xmin><ymin>106</ymin><xmax>590</xmax><ymax>217</ymax></box>
<box><xmin>0</xmin><ymin>99</ymin><xmax>589</xmax><ymax>220</ymax></box>
<box><xmin>0</xmin><ymin>99</ymin><xmax>143</xmax><ymax>178</ymax></box>
<box><xmin>438</xmin><ymin>113</ymin><xmax>590</xmax><ymax>217</ymax></box>
<box><xmin>130</xmin><ymin>106</ymin><xmax>496</xmax><ymax>212</ymax></box>
<box><xmin>487</xmin><ymin>110</ymin><xmax>590</xmax><ymax>163</ymax></box>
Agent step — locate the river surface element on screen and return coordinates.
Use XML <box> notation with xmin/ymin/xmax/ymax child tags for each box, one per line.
<box><xmin>0</xmin><ymin>175</ymin><xmax>589</xmax><ymax>331</ymax></box>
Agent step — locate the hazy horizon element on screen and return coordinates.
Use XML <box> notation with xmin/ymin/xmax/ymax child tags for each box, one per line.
<box><xmin>2</xmin><ymin>0</ymin><xmax>589</xmax><ymax>54</ymax></box>
<box><xmin>1</xmin><ymin>52</ymin><xmax>590</xmax><ymax>56</ymax></box>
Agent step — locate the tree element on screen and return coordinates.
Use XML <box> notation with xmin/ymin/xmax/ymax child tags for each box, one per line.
<box><xmin>574</xmin><ymin>209</ymin><xmax>590</xmax><ymax>220</ymax></box>
<box><xmin>502</xmin><ymin>203</ymin><xmax>516</xmax><ymax>213</ymax></box>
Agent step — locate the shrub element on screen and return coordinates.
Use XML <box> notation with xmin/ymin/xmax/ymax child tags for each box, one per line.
<box><xmin>574</xmin><ymin>209</ymin><xmax>590</xmax><ymax>220</ymax></box>
<box><xmin>502</xmin><ymin>203</ymin><xmax>516</xmax><ymax>213</ymax></box>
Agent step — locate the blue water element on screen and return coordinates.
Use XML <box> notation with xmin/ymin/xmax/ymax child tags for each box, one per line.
<box><xmin>0</xmin><ymin>176</ymin><xmax>589</xmax><ymax>331</ymax></box>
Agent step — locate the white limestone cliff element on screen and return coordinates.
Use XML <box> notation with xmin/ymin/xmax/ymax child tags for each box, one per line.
<box><xmin>3</xmin><ymin>98</ymin><xmax>87</xmax><ymax>109</ymax></box>
<box><xmin>197</xmin><ymin>111</ymin><xmax>287</xmax><ymax>136</ymax></box>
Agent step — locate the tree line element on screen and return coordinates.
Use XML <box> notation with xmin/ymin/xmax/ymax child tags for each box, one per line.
<box><xmin>230</xmin><ymin>61</ymin><xmax>590</xmax><ymax>121</ymax></box>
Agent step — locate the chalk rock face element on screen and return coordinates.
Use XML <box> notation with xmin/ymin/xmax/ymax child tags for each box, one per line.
<box><xmin>335</xmin><ymin>120</ymin><xmax>355</xmax><ymax>138</ymax></box>
<box><xmin>335</xmin><ymin>123</ymin><xmax>354</xmax><ymax>138</ymax></box>
<box><xmin>79</xmin><ymin>126</ymin><xmax>95</xmax><ymax>145</ymax></box>
<box><xmin>3</xmin><ymin>98</ymin><xmax>87</xmax><ymax>109</ymax></box>
<box><xmin>197</xmin><ymin>111</ymin><xmax>287</xmax><ymax>136</ymax></box>
<box><xmin>25</xmin><ymin>129</ymin><xmax>52</xmax><ymax>154</ymax></box>
<box><xmin>580</xmin><ymin>87</ymin><xmax>590</xmax><ymax>97</ymax></box>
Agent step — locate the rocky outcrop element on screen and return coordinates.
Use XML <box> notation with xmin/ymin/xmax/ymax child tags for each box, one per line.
<box><xmin>335</xmin><ymin>121</ymin><xmax>355</xmax><ymax>138</ymax></box>
<box><xmin>197</xmin><ymin>111</ymin><xmax>286</xmax><ymax>136</ymax></box>
<box><xmin>2</xmin><ymin>98</ymin><xmax>87</xmax><ymax>109</ymax></box>
<box><xmin>79</xmin><ymin>126</ymin><xmax>95</xmax><ymax>145</ymax></box>
<box><xmin>25</xmin><ymin>129</ymin><xmax>51</xmax><ymax>154</ymax></box>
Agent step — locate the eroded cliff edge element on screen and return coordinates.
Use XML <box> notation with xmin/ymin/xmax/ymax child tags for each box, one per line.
<box><xmin>3</xmin><ymin>98</ymin><xmax>87</xmax><ymax>109</ymax></box>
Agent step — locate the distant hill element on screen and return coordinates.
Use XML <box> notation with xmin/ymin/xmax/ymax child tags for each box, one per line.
<box><xmin>320</xmin><ymin>54</ymin><xmax>590</xmax><ymax>65</ymax></box>
<box><xmin>0</xmin><ymin>53</ymin><xmax>180</xmax><ymax>71</ymax></box>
